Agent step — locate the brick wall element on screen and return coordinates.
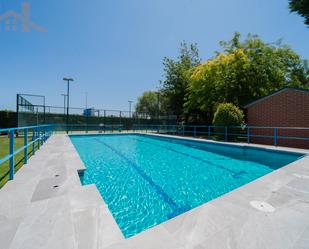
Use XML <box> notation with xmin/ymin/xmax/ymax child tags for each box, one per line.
<box><xmin>246</xmin><ymin>88</ymin><xmax>309</xmax><ymax>149</ymax></box>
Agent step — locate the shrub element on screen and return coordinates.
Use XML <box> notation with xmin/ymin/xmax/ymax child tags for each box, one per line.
<box><xmin>213</xmin><ymin>103</ymin><xmax>244</xmax><ymax>127</ymax></box>
<box><xmin>0</xmin><ymin>110</ymin><xmax>17</xmax><ymax>129</ymax></box>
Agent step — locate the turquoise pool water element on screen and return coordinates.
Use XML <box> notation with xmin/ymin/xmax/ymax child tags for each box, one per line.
<box><xmin>70</xmin><ymin>134</ymin><xmax>302</xmax><ymax>238</ymax></box>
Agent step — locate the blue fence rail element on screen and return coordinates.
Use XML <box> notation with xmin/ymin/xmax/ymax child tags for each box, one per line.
<box><xmin>132</xmin><ymin>124</ymin><xmax>309</xmax><ymax>147</ymax></box>
<box><xmin>53</xmin><ymin>124</ymin><xmax>124</xmax><ymax>133</ymax></box>
<box><xmin>0</xmin><ymin>125</ymin><xmax>54</xmax><ymax>181</ymax></box>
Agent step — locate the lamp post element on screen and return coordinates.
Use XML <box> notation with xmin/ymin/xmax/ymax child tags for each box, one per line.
<box><xmin>63</xmin><ymin>77</ymin><xmax>74</xmax><ymax>134</ymax></box>
<box><xmin>85</xmin><ymin>92</ymin><xmax>88</xmax><ymax>109</ymax></box>
<box><xmin>61</xmin><ymin>94</ymin><xmax>67</xmax><ymax>115</ymax></box>
<box><xmin>85</xmin><ymin>92</ymin><xmax>88</xmax><ymax>133</ymax></box>
<box><xmin>128</xmin><ymin>100</ymin><xmax>133</xmax><ymax>118</ymax></box>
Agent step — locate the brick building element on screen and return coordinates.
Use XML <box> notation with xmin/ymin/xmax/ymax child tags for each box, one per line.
<box><xmin>243</xmin><ymin>87</ymin><xmax>309</xmax><ymax>149</ymax></box>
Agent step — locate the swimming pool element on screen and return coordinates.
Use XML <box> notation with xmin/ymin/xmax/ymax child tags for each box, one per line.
<box><xmin>70</xmin><ymin>134</ymin><xmax>303</xmax><ymax>238</ymax></box>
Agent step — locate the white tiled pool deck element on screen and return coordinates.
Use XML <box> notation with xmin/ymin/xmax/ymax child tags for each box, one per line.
<box><xmin>1</xmin><ymin>134</ymin><xmax>309</xmax><ymax>249</ymax></box>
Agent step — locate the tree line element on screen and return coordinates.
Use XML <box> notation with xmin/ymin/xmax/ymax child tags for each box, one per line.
<box><xmin>135</xmin><ymin>33</ymin><xmax>309</xmax><ymax>125</ymax></box>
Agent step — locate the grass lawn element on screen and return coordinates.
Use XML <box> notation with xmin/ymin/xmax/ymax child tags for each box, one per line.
<box><xmin>0</xmin><ymin>135</ymin><xmax>39</xmax><ymax>188</ymax></box>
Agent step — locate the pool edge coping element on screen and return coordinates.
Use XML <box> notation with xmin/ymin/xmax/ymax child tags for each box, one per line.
<box><xmin>2</xmin><ymin>133</ymin><xmax>308</xmax><ymax>249</ymax></box>
<box><xmin>68</xmin><ymin>132</ymin><xmax>309</xmax><ymax>248</ymax></box>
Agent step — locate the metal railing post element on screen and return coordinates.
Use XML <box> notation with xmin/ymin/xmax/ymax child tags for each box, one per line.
<box><xmin>41</xmin><ymin>127</ymin><xmax>43</xmax><ymax>145</ymax></box>
<box><xmin>247</xmin><ymin>127</ymin><xmax>250</xmax><ymax>144</ymax></box>
<box><xmin>24</xmin><ymin>128</ymin><xmax>28</xmax><ymax>164</ymax></box>
<box><xmin>225</xmin><ymin>126</ymin><xmax>228</xmax><ymax>142</ymax></box>
<box><xmin>32</xmin><ymin>128</ymin><xmax>35</xmax><ymax>155</ymax></box>
<box><xmin>274</xmin><ymin>128</ymin><xmax>277</xmax><ymax>146</ymax></box>
<box><xmin>42</xmin><ymin>127</ymin><xmax>44</xmax><ymax>145</ymax></box>
<box><xmin>43</xmin><ymin>127</ymin><xmax>46</xmax><ymax>143</ymax></box>
<box><xmin>42</xmin><ymin>127</ymin><xmax>44</xmax><ymax>143</ymax></box>
<box><xmin>44</xmin><ymin>127</ymin><xmax>47</xmax><ymax>140</ymax></box>
<box><xmin>37</xmin><ymin>127</ymin><xmax>40</xmax><ymax>150</ymax></box>
<box><xmin>208</xmin><ymin>126</ymin><xmax>211</xmax><ymax>137</ymax></box>
<box><xmin>194</xmin><ymin>126</ymin><xmax>196</xmax><ymax>137</ymax></box>
<box><xmin>9</xmin><ymin>130</ymin><xmax>14</xmax><ymax>180</ymax></box>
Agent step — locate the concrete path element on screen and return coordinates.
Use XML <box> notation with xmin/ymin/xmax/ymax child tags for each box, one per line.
<box><xmin>1</xmin><ymin>134</ymin><xmax>309</xmax><ymax>249</ymax></box>
<box><xmin>0</xmin><ymin>135</ymin><xmax>123</xmax><ymax>249</ymax></box>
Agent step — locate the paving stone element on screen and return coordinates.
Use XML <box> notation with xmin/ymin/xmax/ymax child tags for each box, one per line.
<box><xmin>0</xmin><ymin>134</ymin><xmax>308</xmax><ymax>249</ymax></box>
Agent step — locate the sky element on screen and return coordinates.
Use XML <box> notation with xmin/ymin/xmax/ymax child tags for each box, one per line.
<box><xmin>0</xmin><ymin>0</ymin><xmax>308</xmax><ymax>112</ymax></box>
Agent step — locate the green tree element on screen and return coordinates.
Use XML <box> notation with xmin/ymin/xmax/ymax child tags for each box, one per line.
<box><xmin>212</xmin><ymin>103</ymin><xmax>244</xmax><ymax>126</ymax></box>
<box><xmin>184</xmin><ymin>33</ymin><xmax>309</xmax><ymax>123</ymax></box>
<box><xmin>135</xmin><ymin>91</ymin><xmax>160</xmax><ymax>118</ymax></box>
<box><xmin>160</xmin><ymin>42</ymin><xmax>201</xmax><ymax>120</ymax></box>
<box><xmin>289</xmin><ymin>0</ymin><xmax>309</xmax><ymax>26</ymax></box>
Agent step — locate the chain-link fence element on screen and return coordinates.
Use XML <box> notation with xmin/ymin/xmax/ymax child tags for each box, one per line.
<box><xmin>16</xmin><ymin>94</ymin><xmax>177</xmax><ymax>131</ymax></box>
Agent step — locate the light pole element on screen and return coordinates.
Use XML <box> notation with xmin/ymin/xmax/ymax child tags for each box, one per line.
<box><xmin>85</xmin><ymin>92</ymin><xmax>88</xmax><ymax>133</ymax></box>
<box><xmin>63</xmin><ymin>77</ymin><xmax>74</xmax><ymax>134</ymax></box>
<box><xmin>128</xmin><ymin>100</ymin><xmax>133</xmax><ymax>118</ymax></box>
<box><xmin>61</xmin><ymin>94</ymin><xmax>67</xmax><ymax>115</ymax></box>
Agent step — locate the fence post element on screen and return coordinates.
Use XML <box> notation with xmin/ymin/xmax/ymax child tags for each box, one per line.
<box><xmin>225</xmin><ymin>126</ymin><xmax>228</xmax><ymax>142</ymax></box>
<box><xmin>32</xmin><ymin>128</ymin><xmax>35</xmax><ymax>155</ymax></box>
<box><xmin>182</xmin><ymin>126</ymin><xmax>185</xmax><ymax>136</ymax></box>
<box><xmin>194</xmin><ymin>126</ymin><xmax>196</xmax><ymax>137</ymax></box>
<box><xmin>41</xmin><ymin>127</ymin><xmax>44</xmax><ymax>145</ymax></box>
<box><xmin>9</xmin><ymin>130</ymin><xmax>14</xmax><ymax>180</ymax></box>
<box><xmin>45</xmin><ymin>127</ymin><xmax>47</xmax><ymax>140</ymax></box>
<box><xmin>24</xmin><ymin>128</ymin><xmax>28</xmax><ymax>164</ymax></box>
<box><xmin>43</xmin><ymin>127</ymin><xmax>46</xmax><ymax>142</ymax></box>
<box><xmin>208</xmin><ymin>126</ymin><xmax>211</xmax><ymax>137</ymax></box>
<box><xmin>247</xmin><ymin>127</ymin><xmax>250</xmax><ymax>144</ymax></box>
<box><xmin>40</xmin><ymin>127</ymin><xmax>42</xmax><ymax>145</ymax></box>
<box><xmin>274</xmin><ymin>128</ymin><xmax>277</xmax><ymax>146</ymax></box>
<box><xmin>37</xmin><ymin>127</ymin><xmax>40</xmax><ymax>150</ymax></box>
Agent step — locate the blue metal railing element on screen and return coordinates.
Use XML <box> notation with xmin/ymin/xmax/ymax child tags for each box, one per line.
<box><xmin>132</xmin><ymin>124</ymin><xmax>309</xmax><ymax>147</ymax></box>
<box><xmin>0</xmin><ymin>125</ymin><xmax>54</xmax><ymax>181</ymax></box>
<box><xmin>53</xmin><ymin>124</ymin><xmax>124</xmax><ymax>133</ymax></box>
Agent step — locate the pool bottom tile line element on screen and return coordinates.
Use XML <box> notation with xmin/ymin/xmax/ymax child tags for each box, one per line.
<box><xmin>133</xmin><ymin>137</ymin><xmax>247</xmax><ymax>178</ymax></box>
<box><xmin>93</xmin><ymin>138</ymin><xmax>190</xmax><ymax>220</ymax></box>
